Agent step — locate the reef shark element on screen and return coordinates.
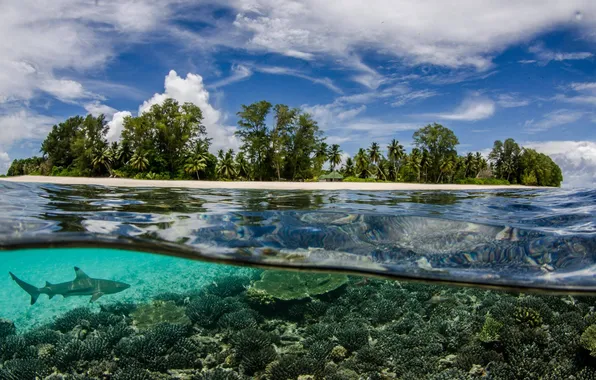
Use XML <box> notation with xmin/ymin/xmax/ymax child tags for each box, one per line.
<box><xmin>9</xmin><ymin>267</ymin><xmax>130</xmax><ymax>305</ymax></box>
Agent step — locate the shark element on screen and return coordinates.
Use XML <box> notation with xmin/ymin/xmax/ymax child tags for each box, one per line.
<box><xmin>9</xmin><ymin>267</ymin><xmax>130</xmax><ymax>304</ymax></box>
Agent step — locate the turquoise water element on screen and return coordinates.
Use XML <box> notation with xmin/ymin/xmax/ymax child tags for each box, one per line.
<box><xmin>1</xmin><ymin>182</ymin><xmax>596</xmax><ymax>378</ymax></box>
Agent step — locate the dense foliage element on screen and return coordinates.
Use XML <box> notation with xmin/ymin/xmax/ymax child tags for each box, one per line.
<box><xmin>7</xmin><ymin>99</ymin><xmax>562</xmax><ymax>186</ymax></box>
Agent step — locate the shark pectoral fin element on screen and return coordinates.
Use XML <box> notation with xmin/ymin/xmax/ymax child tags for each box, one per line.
<box><xmin>90</xmin><ymin>292</ymin><xmax>104</xmax><ymax>303</ymax></box>
<box><xmin>74</xmin><ymin>267</ymin><xmax>90</xmax><ymax>280</ymax></box>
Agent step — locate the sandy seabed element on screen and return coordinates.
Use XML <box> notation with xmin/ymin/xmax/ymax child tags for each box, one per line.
<box><xmin>1</xmin><ymin>175</ymin><xmax>540</xmax><ymax>190</ymax></box>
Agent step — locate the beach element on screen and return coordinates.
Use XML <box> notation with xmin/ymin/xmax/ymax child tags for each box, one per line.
<box><xmin>1</xmin><ymin>175</ymin><xmax>541</xmax><ymax>190</ymax></box>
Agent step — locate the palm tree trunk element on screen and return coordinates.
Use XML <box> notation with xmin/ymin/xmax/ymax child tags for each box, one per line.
<box><xmin>196</xmin><ymin>171</ymin><xmax>200</xmax><ymax>180</ymax></box>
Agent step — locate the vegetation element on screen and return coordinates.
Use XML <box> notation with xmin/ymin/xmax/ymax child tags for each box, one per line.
<box><xmin>6</xmin><ymin>99</ymin><xmax>562</xmax><ymax>186</ymax></box>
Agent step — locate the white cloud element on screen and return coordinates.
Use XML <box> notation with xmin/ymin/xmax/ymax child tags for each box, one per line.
<box><xmin>344</xmin><ymin>121</ymin><xmax>419</xmax><ymax>138</ymax></box>
<box><xmin>571</xmin><ymin>82</ymin><xmax>596</xmax><ymax>92</ymax></box>
<box><xmin>524</xmin><ymin>109</ymin><xmax>585</xmax><ymax>132</ymax></box>
<box><xmin>209</xmin><ymin>64</ymin><xmax>253</xmax><ymax>88</ymax></box>
<box><xmin>554</xmin><ymin>81</ymin><xmax>596</xmax><ymax>106</ymax></box>
<box><xmin>301</xmin><ymin>103</ymin><xmax>366</xmax><ymax>129</ymax></box>
<box><xmin>255</xmin><ymin>66</ymin><xmax>342</xmax><ymax>93</ymax></box>
<box><xmin>429</xmin><ymin>97</ymin><xmax>496</xmax><ymax>121</ymax></box>
<box><xmin>0</xmin><ymin>109</ymin><xmax>57</xmax><ymax>148</ymax></box>
<box><xmin>228</xmin><ymin>0</ymin><xmax>596</xmax><ymax>73</ymax></box>
<box><xmin>525</xmin><ymin>140</ymin><xmax>596</xmax><ymax>188</ymax></box>
<box><xmin>0</xmin><ymin>151</ymin><xmax>10</xmax><ymax>174</ymax></box>
<box><xmin>106</xmin><ymin>111</ymin><xmax>132</xmax><ymax>143</ymax></box>
<box><xmin>391</xmin><ymin>90</ymin><xmax>439</xmax><ymax>107</ymax></box>
<box><xmin>528</xmin><ymin>42</ymin><xmax>594</xmax><ymax>65</ymax></box>
<box><xmin>38</xmin><ymin>79</ymin><xmax>93</xmax><ymax>102</ymax></box>
<box><xmin>139</xmin><ymin>70</ymin><xmax>239</xmax><ymax>152</ymax></box>
<box><xmin>496</xmin><ymin>94</ymin><xmax>530</xmax><ymax>108</ymax></box>
<box><xmin>0</xmin><ymin>0</ymin><xmax>179</xmax><ymax>105</ymax></box>
<box><xmin>84</xmin><ymin>102</ymin><xmax>118</xmax><ymax>118</ymax></box>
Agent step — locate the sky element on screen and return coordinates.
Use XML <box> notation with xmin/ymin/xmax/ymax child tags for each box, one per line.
<box><xmin>0</xmin><ymin>0</ymin><xmax>595</xmax><ymax>187</ymax></box>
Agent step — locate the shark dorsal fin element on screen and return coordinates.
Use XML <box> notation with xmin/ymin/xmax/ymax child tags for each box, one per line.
<box><xmin>45</xmin><ymin>281</ymin><xmax>53</xmax><ymax>287</ymax></box>
<box><xmin>74</xmin><ymin>267</ymin><xmax>90</xmax><ymax>280</ymax></box>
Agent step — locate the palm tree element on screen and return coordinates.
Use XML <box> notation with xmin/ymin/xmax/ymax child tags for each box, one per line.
<box><xmin>328</xmin><ymin>144</ymin><xmax>342</xmax><ymax>171</ymax></box>
<box><xmin>315</xmin><ymin>142</ymin><xmax>329</xmax><ymax>174</ymax></box>
<box><xmin>217</xmin><ymin>149</ymin><xmax>237</xmax><ymax>179</ymax></box>
<box><xmin>438</xmin><ymin>156</ymin><xmax>454</xmax><ymax>183</ymax></box>
<box><xmin>387</xmin><ymin>139</ymin><xmax>405</xmax><ymax>181</ymax></box>
<box><xmin>342</xmin><ymin>157</ymin><xmax>355</xmax><ymax>177</ymax></box>
<box><xmin>409</xmin><ymin>148</ymin><xmax>422</xmax><ymax>182</ymax></box>
<box><xmin>129</xmin><ymin>150</ymin><xmax>149</xmax><ymax>172</ymax></box>
<box><xmin>377</xmin><ymin>157</ymin><xmax>391</xmax><ymax>180</ymax></box>
<box><xmin>235</xmin><ymin>151</ymin><xmax>250</xmax><ymax>180</ymax></box>
<box><xmin>217</xmin><ymin>149</ymin><xmax>224</xmax><ymax>161</ymax></box>
<box><xmin>355</xmin><ymin>148</ymin><xmax>370</xmax><ymax>178</ymax></box>
<box><xmin>185</xmin><ymin>154</ymin><xmax>207</xmax><ymax>180</ymax></box>
<box><xmin>115</xmin><ymin>142</ymin><xmax>132</xmax><ymax>168</ymax></box>
<box><xmin>91</xmin><ymin>147</ymin><xmax>113</xmax><ymax>176</ymax></box>
<box><xmin>420</xmin><ymin>149</ymin><xmax>430</xmax><ymax>183</ymax></box>
<box><xmin>464</xmin><ymin>152</ymin><xmax>475</xmax><ymax>178</ymax></box>
<box><xmin>368</xmin><ymin>142</ymin><xmax>381</xmax><ymax>166</ymax></box>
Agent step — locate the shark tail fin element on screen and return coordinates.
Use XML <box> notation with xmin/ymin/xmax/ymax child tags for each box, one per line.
<box><xmin>9</xmin><ymin>272</ymin><xmax>41</xmax><ymax>305</ymax></box>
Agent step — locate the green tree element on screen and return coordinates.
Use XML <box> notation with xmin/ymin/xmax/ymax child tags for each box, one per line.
<box><xmin>70</xmin><ymin>114</ymin><xmax>109</xmax><ymax>174</ymax></box>
<box><xmin>217</xmin><ymin>149</ymin><xmax>237</xmax><ymax>179</ymax></box>
<box><xmin>41</xmin><ymin>116</ymin><xmax>84</xmax><ymax>168</ymax></box>
<box><xmin>474</xmin><ymin>152</ymin><xmax>487</xmax><ymax>177</ymax></box>
<box><xmin>408</xmin><ymin>148</ymin><xmax>422</xmax><ymax>182</ymax></box>
<box><xmin>518</xmin><ymin>148</ymin><xmax>562</xmax><ymax>187</ymax></box>
<box><xmin>284</xmin><ymin>113</ymin><xmax>321</xmax><ymax>180</ymax></box>
<box><xmin>271</xmin><ymin>105</ymin><xmax>297</xmax><ymax>180</ymax></box>
<box><xmin>412</xmin><ymin>123</ymin><xmax>459</xmax><ymax>183</ymax></box>
<box><xmin>144</xmin><ymin>99</ymin><xmax>205</xmax><ymax>174</ymax></box>
<box><xmin>184</xmin><ymin>155</ymin><xmax>207</xmax><ymax>180</ymax></box>
<box><xmin>235</xmin><ymin>100</ymin><xmax>273</xmax><ymax>181</ymax></box>
<box><xmin>91</xmin><ymin>147</ymin><xmax>113</xmax><ymax>176</ymax></box>
<box><xmin>438</xmin><ymin>156</ymin><xmax>455</xmax><ymax>183</ymax></box>
<box><xmin>328</xmin><ymin>144</ymin><xmax>343</xmax><ymax>172</ymax></box>
<box><xmin>387</xmin><ymin>139</ymin><xmax>405</xmax><ymax>181</ymax></box>
<box><xmin>342</xmin><ymin>157</ymin><xmax>355</xmax><ymax>177</ymax></box>
<box><xmin>129</xmin><ymin>150</ymin><xmax>149</xmax><ymax>172</ymax></box>
<box><xmin>368</xmin><ymin>142</ymin><xmax>382</xmax><ymax>173</ymax></box>
<box><xmin>314</xmin><ymin>142</ymin><xmax>329</xmax><ymax>176</ymax></box>
<box><xmin>235</xmin><ymin>151</ymin><xmax>250</xmax><ymax>180</ymax></box>
<box><xmin>355</xmin><ymin>148</ymin><xmax>370</xmax><ymax>178</ymax></box>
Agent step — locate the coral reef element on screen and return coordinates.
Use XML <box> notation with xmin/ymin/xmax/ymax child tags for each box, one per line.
<box><xmin>131</xmin><ymin>300</ymin><xmax>191</xmax><ymax>330</ymax></box>
<box><xmin>250</xmin><ymin>271</ymin><xmax>348</xmax><ymax>301</ymax></box>
<box><xmin>2</xmin><ymin>270</ymin><xmax>596</xmax><ymax>379</ymax></box>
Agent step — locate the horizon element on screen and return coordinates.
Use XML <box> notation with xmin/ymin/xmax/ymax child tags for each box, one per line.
<box><xmin>0</xmin><ymin>1</ymin><xmax>595</xmax><ymax>186</ymax></box>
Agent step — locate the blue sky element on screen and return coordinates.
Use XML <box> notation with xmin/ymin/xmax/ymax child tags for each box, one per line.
<box><xmin>1</xmin><ymin>0</ymin><xmax>595</xmax><ymax>186</ymax></box>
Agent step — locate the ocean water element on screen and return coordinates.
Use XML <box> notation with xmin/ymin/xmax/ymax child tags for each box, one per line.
<box><xmin>1</xmin><ymin>182</ymin><xmax>596</xmax><ymax>379</ymax></box>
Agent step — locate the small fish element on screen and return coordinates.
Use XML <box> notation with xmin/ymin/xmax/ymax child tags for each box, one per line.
<box><xmin>9</xmin><ymin>267</ymin><xmax>130</xmax><ymax>304</ymax></box>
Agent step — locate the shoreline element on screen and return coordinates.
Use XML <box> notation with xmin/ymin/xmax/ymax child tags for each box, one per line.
<box><xmin>0</xmin><ymin>175</ymin><xmax>543</xmax><ymax>190</ymax></box>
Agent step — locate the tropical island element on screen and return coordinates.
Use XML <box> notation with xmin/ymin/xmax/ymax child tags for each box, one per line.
<box><xmin>3</xmin><ymin>99</ymin><xmax>562</xmax><ymax>188</ymax></box>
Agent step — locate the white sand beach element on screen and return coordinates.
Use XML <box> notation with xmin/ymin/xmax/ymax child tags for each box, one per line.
<box><xmin>1</xmin><ymin>176</ymin><xmax>542</xmax><ymax>190</ymax></box>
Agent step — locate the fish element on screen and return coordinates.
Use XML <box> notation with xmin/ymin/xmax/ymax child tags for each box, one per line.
<box><xmin>9</xmin><ymin>267</ymin><xmax>130</xmax><ymax>305</ymax></box>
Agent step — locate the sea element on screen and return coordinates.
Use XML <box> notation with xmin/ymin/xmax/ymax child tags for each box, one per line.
<box><xmin>0</xmin><ymin>181</ymin><xmax>595</xmax><ymax>379</ymax></box>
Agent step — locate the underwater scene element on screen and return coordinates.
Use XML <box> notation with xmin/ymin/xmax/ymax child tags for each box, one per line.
<box><xmin>1</xmin><ymin>182</ymin><xmax>596</xmax><ymax>379</ymax></box>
